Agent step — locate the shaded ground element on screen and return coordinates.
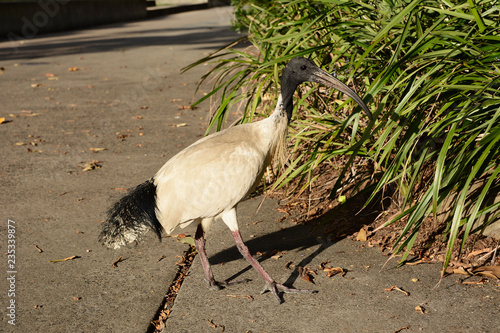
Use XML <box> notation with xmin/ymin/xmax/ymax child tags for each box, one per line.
<box><xmin>276</xmin><ymin>163</ymin><xmax>500</xmax><ymax>274</ymax></box>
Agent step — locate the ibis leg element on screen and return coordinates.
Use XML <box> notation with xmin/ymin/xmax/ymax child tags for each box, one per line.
<box><xmin>194</xmin><ymin>224</ymin><xmax>250</xmax><ymax>290</ymax></box>
<box><xmin>194</xmin><ymin>224</ymin><xmax>221</xmax><ymax>290</ymax></box>
<box><xmin>231</xmin><ymin>229</ymin><xmax>317</xmax><ymax>304</ymax></box>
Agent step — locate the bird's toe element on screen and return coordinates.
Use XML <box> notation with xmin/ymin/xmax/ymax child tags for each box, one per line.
<box><xmin>205</xmin><ymin>278</ymin><xmax>251</xmax><ymax>291</ymax></box>
<box><xmin>261</xmin><ymin>281</ymin><xmax>318</xmax><ymax>303</ymax></box>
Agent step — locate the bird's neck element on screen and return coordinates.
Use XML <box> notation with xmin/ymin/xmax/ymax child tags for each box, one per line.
<box><xmin>270</xmin><ymin>94</ymin><xmax>286</xmax><ymax>120</ymax></box>
<box><xmin>280</xmin><ymin>75</ymin><xmax>299</xmax><ymax>123</ymax></box>
<box><xmin>267</xmin><ymin>95</ymin><xmax>289</xmax><ymax>166</ymax></box>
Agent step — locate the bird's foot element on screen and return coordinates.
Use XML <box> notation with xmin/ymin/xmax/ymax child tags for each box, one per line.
<box><xmin>205</xmin><ymin>278</ymin><xmax>252</xmax><ymax>291</ymax></box>
<box><xmin>261</xmin><ymin>281</ymin><xmax>318</xmax><ymax>304</ymax></box>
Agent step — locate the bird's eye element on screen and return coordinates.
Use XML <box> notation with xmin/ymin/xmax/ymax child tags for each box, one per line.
<box><xmin>300</xmin><ymin>65</ymin><xmax>307</xmax><ymax>70</ymax></box>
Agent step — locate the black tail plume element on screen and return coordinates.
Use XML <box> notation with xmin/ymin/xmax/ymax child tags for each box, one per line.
<box><xmin>99</xmin><ymin>178</ymin><xmax>164</xmax><ymax>249</ymax></box>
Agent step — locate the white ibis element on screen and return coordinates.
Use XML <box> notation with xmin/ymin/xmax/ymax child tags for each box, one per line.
<box><xmin>99</xmin><ymin>57</ymin><xmax>372</xmax><ymax>303</ymax></box>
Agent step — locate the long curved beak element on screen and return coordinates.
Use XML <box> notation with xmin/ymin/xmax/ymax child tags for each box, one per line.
<box><xmin>311</xmin><ymin>69</ymin><xmax>373</xmax><ymax>121</ymax></box>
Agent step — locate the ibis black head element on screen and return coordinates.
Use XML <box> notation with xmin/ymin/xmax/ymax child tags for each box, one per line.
<box><xmin>280</xmin><ymin>57</ymin><xmax>372</xmax><ymax>122</ymax></box>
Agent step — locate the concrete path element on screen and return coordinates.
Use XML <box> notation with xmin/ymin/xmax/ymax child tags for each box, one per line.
<box><xmin>1</xmin><ymin>6</ymin><xmax>236</xmax><ymax>332</ymax></box>
<box><xmin>1</xmin><ymin>6</ymin><xmax>498</xmax><ymax>333</ymax></box>
<box><xmin>165</xmin><ymin>198</ymin><xmax>499</xmax><ymax>333</ymax></box>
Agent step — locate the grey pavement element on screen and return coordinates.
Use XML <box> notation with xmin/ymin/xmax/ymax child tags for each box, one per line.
<box><xmin>166</xmin><ymin>198</ymin><xmax>499</xmax><ymax>332</ymax></box>
<box><xmin>1</xmin><ymin>6</ymin><xmax>236</xmax><ymax>332</ymax></box>
<box><xmin>1</xmin><ymin>6</ymin><xmax>499</xmax><ymax>333</ymax></box>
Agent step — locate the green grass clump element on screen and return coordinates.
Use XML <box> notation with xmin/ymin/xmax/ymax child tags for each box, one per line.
<box><xmin>185</xmin><ymin>0</ymin><xmax>500</xmax><ymax>274</ymax></box>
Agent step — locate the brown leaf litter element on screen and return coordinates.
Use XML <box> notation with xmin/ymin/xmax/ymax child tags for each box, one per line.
<box><xmin>111</xmin><ymin>256</ymin><xmax>124</xmax><ymax>268</ymax></box>
<box><xmin>384</xmin><ymin>285</ymin><xmax>410</xmax><ymax>296</ymax></box>
<box><xmin>151</xmin><ymin>247</ymin><xmax>197</xmax><ymax>333</ymax></box>
<box><xmin>80</xmin><ymin>160</ymin><xmax>102</xmax><ymax>171</ymax></box>
<box><xmin>49</xmin><ymin>255</ymin><xmax>80</xmax><ymax>263</ymax></box>
<box><xmin>270</xmin><ymin>162</ymin><xmax>500</xmax><ymax>283</ymax></box>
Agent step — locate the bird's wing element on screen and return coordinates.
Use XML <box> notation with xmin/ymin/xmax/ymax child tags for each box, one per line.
<box><xmin>154</xmin><ymin>124</ymin><xmax>271</xmax><ymax>234</ymax></box>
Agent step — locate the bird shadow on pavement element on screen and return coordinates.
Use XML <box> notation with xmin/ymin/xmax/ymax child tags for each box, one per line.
<box><xmin>207</xmin><ymin>188</ymin><xmax>391</xmax><ymax>288</ymax></box>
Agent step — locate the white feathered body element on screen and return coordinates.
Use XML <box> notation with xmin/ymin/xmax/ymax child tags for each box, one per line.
<box><xmin>154</xmin><ymin>96</ymin><xmax>288</xmax><ymax>234</ymax></box>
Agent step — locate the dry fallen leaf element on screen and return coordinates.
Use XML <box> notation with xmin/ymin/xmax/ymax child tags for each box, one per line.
<box><xmin>151</xmin><ymin>318</ymin><xmax>165</xmax><ymax>331</ymax></box>
<box><xmin>319</xmin><ymin>261</ymin><xmax>330</xmax><ymax>269</ymax></box>
<box><xmin>467</xmin><ymin>248</ymin><xmax>492</xmax><ymax>258</ymax></box>
<box><xmin>81</xmin><ymin>160</ymin><xmax>102</xmax><ymax>171</ymax></box>
<box><xmin>27</xmin><ymin>148</ymin><xmax>44</xmax><ymax>153</ymax></box>
<box><xmin>384</xmin><ymin>285</ymin><xmax>410</xmax><ymax>296</ymax></box>
<box><xmin>324</xmin><ymin>266</ymin><xmax>345</xmax><ymax>278</ymax></box>
<box><xmin>89</xmin><ymin>147</ymin><xmax>107</xmax><ymax>152</ymax></box>
<box><xmin>298</xmin><ymin>266</ymin><xmax>315</xmax><ymax>284</ymax></box>
<box><xmin>460</xmin><ymin>278</ymin><xmax>489</xmax><ymax>285</ymax></box>
<box><xmin>175</xmin><ymin>123</ymin><xmax>188</xmax><ymax>127</ymax></box>
<box><xmin>21</xmin><ymin>110</ymin><xmax>41</xmax><ymax>116</ymax></box>
<box><xmin>356</xmin><ymin>228</ymin><xmax>367</xmax><ymax>241</ymax></box>
<box><xmin>471</xmin><ymin>266</ymin><xmax>500</xmax><ymax>279</ymax></box>
<box><xmin>453</xmin><ymin>266</ymin><xmax>470</xmax><ymax>276</ymax></box>
<box><xmin>68</xmin><ymin>67</ymin><xmax>80</xmax><ymax>71</ymax></box>
<box><xmin>111</xmin><ymin>256</ymin><xmax>124</xmax><ymax>268</ymax></box>
<box><xmin>405</xmin><ymin>258</ymin><xmax>433</xmax><ymax>266</ymax></box>
<box><xmin>271</xmin><ymin>253</ymin><xmax>282</xmax><ymax>260</ymax></box>
<box><xmin>226</xmin><ymin>294</ymin><xmax>253</xmax><ymax>301</ymax></box>
<box><xmin>207</xmin><ymin>319</ymin><xmax>225</xmax><ymax>331</ymax></box>
<box><xmin>0</xmin><ymin>117</ymin><xmax>5</xmax><ymax>124</ymax></box>
<box><xmin>177</xmin><ymin>236</ymin><xmax>195</xmax><ymax>247</ymax></box>
<box><xmin>257</xmin><ymin>250</ymin><xmax>282</xmax><ymax>258</ymax></box>
<box><xmin>49</xmin><ymin>255</ymin><xmax>80</xmax><ymax>263</ymax></box>
<box><xmin>415</xmin><ymin>305</ymin><xmax>425</xmax><ymax>314</ymax></box>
